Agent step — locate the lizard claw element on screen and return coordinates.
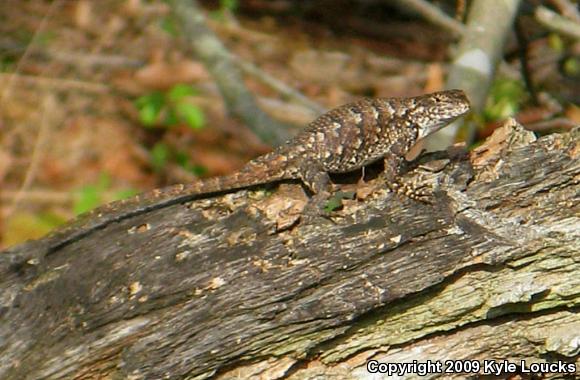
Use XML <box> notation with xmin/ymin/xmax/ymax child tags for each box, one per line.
<box><xmin>386</xmin><ymin>179</ymin><xmax>435</xmax><ymax>204</ymax></box>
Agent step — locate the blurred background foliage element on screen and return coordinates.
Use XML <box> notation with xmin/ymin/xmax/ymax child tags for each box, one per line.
<box><xmin>0</xmin><ymin>0</ymin><xmax>578</xmax><ymax>247</ymax></box>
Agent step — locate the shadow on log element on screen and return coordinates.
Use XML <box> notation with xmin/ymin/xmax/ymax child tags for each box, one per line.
<box><xmin>1</xmin><ymin>120</ymin><xmax>578</xmax><ymax>379</ymax></box>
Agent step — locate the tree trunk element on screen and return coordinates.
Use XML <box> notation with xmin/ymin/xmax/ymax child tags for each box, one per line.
<box><xmin>1</xmin><ymin>120</ymin><xmax>578</xmax><ymax>380</ymax></box>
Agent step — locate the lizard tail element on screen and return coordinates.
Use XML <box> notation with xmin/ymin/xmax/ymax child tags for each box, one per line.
<box><xmin>46</xmin><ymin>158</ymin><xmax>290</xmax><ymax>254</ymax></box>
<box><xmin>128</xmin><ymin>157</ymin><xmax>291</xmax><ymax>211</ymax></box>
<box><xmin>138</xmin><ymin>147</ymin><xmax>293</xmax><ymax>203</ymax></box>
<box><xmin>180</xmin><ymin>165</ymin><xmax>288</xmax><ymax>196</ymax></box>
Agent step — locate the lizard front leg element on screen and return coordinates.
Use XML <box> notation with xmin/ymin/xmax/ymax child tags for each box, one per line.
<box><xmin>383</xmin><ymin>155</ymin><xmax>432</xmax><ymax>202</ymax></box>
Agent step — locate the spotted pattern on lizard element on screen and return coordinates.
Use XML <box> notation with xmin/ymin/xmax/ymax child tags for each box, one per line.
<box><xmin>45</xmin><ymin>89</ymin><xmax>471</xmax><ymax>252</ymax></box>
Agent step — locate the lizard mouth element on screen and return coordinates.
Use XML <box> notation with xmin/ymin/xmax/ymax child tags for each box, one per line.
<box><xmin>416</xmin><ymin>112</ymin><xmax>468</xmax><ymax>140</ymax></box>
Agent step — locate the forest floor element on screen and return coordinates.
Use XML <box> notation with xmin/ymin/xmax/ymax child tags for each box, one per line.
<box><xmin>0</xmin><ymin>0</ymin><xmax>577</xmax><ymax>247</ymax></box>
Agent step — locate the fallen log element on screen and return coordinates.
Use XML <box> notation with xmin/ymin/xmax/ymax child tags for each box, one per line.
<box><xmin>1</xmin><ymin>119</ymin><xmax>578</xmax><ymax>379</ymax></box>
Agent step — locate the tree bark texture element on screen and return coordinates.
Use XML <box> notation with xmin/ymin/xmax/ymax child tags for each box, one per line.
<box><xmin>0</xmin><ymin>120</ymin><xmax>578</xmax><ymax>379</ymax></box>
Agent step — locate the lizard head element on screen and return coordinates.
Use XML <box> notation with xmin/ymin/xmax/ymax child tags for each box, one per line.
<box><xmin>409</xmin><ymin>89</ymin><xmax>471</xmax><ymax>140</ymax></box>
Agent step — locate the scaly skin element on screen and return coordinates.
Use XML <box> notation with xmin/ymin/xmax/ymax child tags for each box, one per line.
<box><xmin>45</xmin><ymin>89</ymin><xmax>471</xmax><ymax>253</ymax></box>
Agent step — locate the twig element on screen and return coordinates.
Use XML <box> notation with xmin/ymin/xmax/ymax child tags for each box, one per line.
<box><xmin>515</xmin><ymin>17</ymin><xmax>538</xmax><ymax>104</ymax></box>
<box><xmin>235</xmin><ymin>59</ymin><xmax>326</xmax><ymax>114</ymax></box>
<box><xmin>523</xmin><ymin>117</ymin><xmax>577</xmax><ymax>132</ymax></box>
<box><xmin>45</xmin><ymin>50</ymin><xmax>143</xmax><ymax>68</ymax></box>
<box><xmin>0</xmin><ymin>73</ymin><xmax>109</xmax><ymax>93</ymax></box>
<box><xmin>4</xmin><ymin>95</ymin><xmax>55</xmax><ymax>218</ymax></box>
<box><xmin>0</xmin><ymin>190</ymin><xmax>72</xmax><ymax>204</ymax></box>
<box><xmin>257</xmin><ymin>97</ymin><xmax>320</xmax><ymax>127</ymax></box>
<box><xmin>535</xmin><ymin>6</ymin><xmax>580</xmax><ymax>40</ymax></box>
<box><xmin>549</xmin><ymin>0</ymin><xmax>580</xmax><ymax>23</ymax></box>
<box><xmin>208</xmin><ymin>16</ymin><xmax>278</xmax><ymax>44</ymax></box>
<box><xmin>391</xmin><ymin>0</ymin><xmax>466</xmax><ymax>37</ymax></box>
<box><xmin>166</xmin><ymin>0</ymin><xmax>291</xmax><ymax>146</ymax></box>
<box><xmin>0</xmin><ymin>1</ymin><xmax>61</xmax><ymax>105</ymax></box>
<box><xmin>207</xmin><ymin>13</ymin><xmax>323</xmax><ymax>112</ymax></box>
<box><xmin>0</xmin><ymin>40</ymin><xmax>144</xmax><ymax>68</ymax></box>
<box><xmin>427</xmin><ymin>0</ymin><xmax>522</xmax><ymax>150</ymax></box>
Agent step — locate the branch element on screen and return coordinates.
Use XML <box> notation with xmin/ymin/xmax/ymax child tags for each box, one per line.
<box><xmin>167</xmin><ymin>0</ymin><xmax>291</xmax><ymax>145</ymax></box>
<box><xmin>1</xmin><ymin>122</ymin><xmax>578</xmax><ymax>379</ymax></box>
<box><xmin>391</xmin><ymin>0</ymin><xmax>466</xmax><ymax>37</ymax></box>
<box><xmin>235</xmin><ymin>58</ymin><xmax>326</xmax><ymax>114</ymax></box>
<box><xmin>549</xmin><ymin>0</ymin><xmax>580</xmax><ymax>23</ymax></box>
<box><xmin>536</xmin><ymin>6</ymin><xmax>580</xmax><ymax>40</ymax></box>
<box><xmin>427</xmin><ymin>0</ymin><xmax>522</xmax><ymax>150</ymax></box>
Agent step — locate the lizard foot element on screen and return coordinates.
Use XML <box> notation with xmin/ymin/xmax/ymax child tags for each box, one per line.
<box><xmin>386</xmin><ymin>178</ymin><xmax>435</xmax><ymax>204</ymax></box>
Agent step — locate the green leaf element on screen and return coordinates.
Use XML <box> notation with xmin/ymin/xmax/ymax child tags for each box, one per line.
<box><xmin>484</xmin><ymin>79</ymin><xmax>525</xmax><ymax>121</ymax></box>
<box><xmin>548</xmin><ymin>33</ymin><xmax>564</xmax><ymax>53</ymax></box>
<box><xmin>174</xmin><ymin>151</ymin><xmax>189</xmax><ymax>167</ymax></box>
<box><xmin>211</xmin><ymin>0</ymin><xmax>239</xmax><ymax>20</ymax></box>
<box><xmin>0</xmin><ymin>55</ymin><xmax>17</xmax><ymax>71</ymax></box>
<box><xmin>74</xmin><ymin>185</ymin><xmax>102</xmax><ymax>215</ymax></box>
<box><xmin>174</xmin><ymin>151</ymin><xmax>207</xmax><ymax>175</ymax></box>
<box><xmin>113</xmin><ymin>188</ymin><xmax>139</xmax><ymax>201</ymax></box>
<box><xmin>189</xmin><ymin>164</ymin><xmax>208</xmax><ymax>177</ymax></box>
<box><xmin>324</xmin><ymin>196</ymin><xmax>343</xmax><ymax>213</ymax></box>
<box><xmin>36</xmin><ymin>31</ymin><xmax>56</xmax><ymax>46</ymax></box>
<box><xmin>160</xmin><ymin>17</ymin><xmax>178</xmax><ymax>37</ymax></box>
<box><xmin>72</xmin><ymin>173</ymin><xmax>136</xmax><ymax>215</ymax></box>
<box><xmin>323</xmin><ymin>191</ymin><xmax>355</xmax><ymax>213</ymax></box>
<box><xmin>73</xmin><ymin>173</ymin><xmax>111</xmax><ymax>215</ymax></box>
<box><xmin>164</xmin><ymin>107</ymin><xmax>179</xmax><ymax>126</ymax></box>
<box><xmin>96</xmin><ymin>172</ymin><xmax>112</xmax><ymax>189</ymax></box>
<box><xmin>135</xmin><ymin>92</ymin><xmax>165</xmax><ymax>126</ymax></box>
<box><xmin>175</xmin><ymin>102</ymin><xmax>205</xmax><ymax>129</ymax></box>
<box><xmin>151</xmin><ymin>143</ymin><xmax>170</xmax><ymax>172</ymax></box>
<box><xmin>563</xmin><ymin>56</ymin><xmax>579</xmax><ymax>77</ymax></box>
<box><xmin>167</xmin><ymin>84</ymin><xmax>198</xmax><ymax>102</ymax></box>
<box><xmin>220</xmin><ymin>0</ymin><xmax>238</xmax><ymax>12</ymax></box>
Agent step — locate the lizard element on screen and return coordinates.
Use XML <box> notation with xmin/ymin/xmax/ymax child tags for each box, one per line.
<box><xmin>44</xmin><ymin>89</ymin><xmax>470</xmax><ymax>253</ymax></box>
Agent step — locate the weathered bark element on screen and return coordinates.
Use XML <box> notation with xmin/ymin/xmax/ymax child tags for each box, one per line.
<box><xmin>0</xmin><ymin>120</ymin><xmax>578</xmax><ymax>380</ymax></box>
